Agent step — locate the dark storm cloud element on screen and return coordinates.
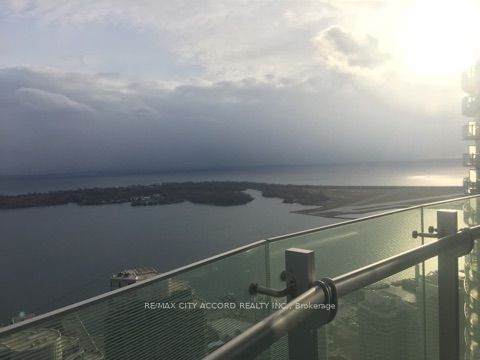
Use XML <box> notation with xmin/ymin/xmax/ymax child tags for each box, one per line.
<box><xmin>0</xmin><ymin>67</ymin><xmax>460</xmax><ymax>175</ymax></box>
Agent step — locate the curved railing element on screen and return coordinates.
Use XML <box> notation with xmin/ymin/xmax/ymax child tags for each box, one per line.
<box><xmin>206</xmin><ymin>217</ymin><xmax>478</xmax><ymax>360</ymax></box>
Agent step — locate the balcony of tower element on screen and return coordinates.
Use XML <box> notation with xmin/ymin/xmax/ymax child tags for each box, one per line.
<box><xmin>462</xmin><ymin>124</ymin><xmax>480</xmax><ymax>140</ymax></box>
<box><xmin>462</xmin><ymin>63</ymin><xmax>480</xmax><ymax>94</ymax></box>
<box><xmin>463</xmin><ymin>153</ymin><xmax>480</xmax><ymax>167</ymax></box>
<box><xmin>462</xmin><ymin>96</ymin><xmax>480</xmax><ymax>117</ymax></box>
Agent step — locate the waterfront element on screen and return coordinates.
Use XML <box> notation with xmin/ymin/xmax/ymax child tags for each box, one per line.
<box><xmin>0</xmin><ymin>160</ymin><xmax>465</xmax><ymax>324</ymax></box>
<box><xmin>0</xmin><ymin>159</ymin><xmax>464</xmax><ymax>195</ymax></box>
<box><xmin>0</xmin><ymin>189</ymin><xmax>336</xmax><ymax>324</ymax></box>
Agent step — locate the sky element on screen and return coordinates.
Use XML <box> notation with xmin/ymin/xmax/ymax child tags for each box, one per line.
<box><xmin>1</xmin><ymin>0</ymin><xmax>480</xmax><ymax>175</ymax></box>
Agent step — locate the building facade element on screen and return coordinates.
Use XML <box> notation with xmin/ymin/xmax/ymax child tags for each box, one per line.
<box><xmin>463</xmin><ymin>60</ymin><xmax>480</xmax><ymax>360</ymax></box>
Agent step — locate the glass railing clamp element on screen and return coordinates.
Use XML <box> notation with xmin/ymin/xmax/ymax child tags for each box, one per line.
<box><xmin>248</xmin><ymin>283</ymin><xmax>293</xmax><ymax>297</ymax></box>
<box><xmin>412</xmin><ymin>225</ymin><xmax>438</xmax><ymax>239</ymax></box>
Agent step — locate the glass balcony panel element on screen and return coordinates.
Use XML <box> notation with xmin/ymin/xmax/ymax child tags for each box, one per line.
<box><xmin>3</xmin><ymin>196</ymin><xmax>480</xmax><ymax>360</ymax></box>
<box><xmin>268</xmin><ymin>209</ymin><xmax>422</xmax><ymax>290</ymax></box>
<box><xmin>255</xmin><ymin>268</ymin><xmax>426</xmax><ymax>360</ymax></box>
<box><xmin>463</xmin><ymin>97</ymin><xmax>480</xmax><ymax>117</ymax></box>
<box><xmin>422</xmin><ymin>197</ymin><xmax>480</xmax><ymax>228</ymax></box>
<box><xmin>255</xmin><ymin>333</ymin><xmax>288</xmax><ymax>360</ymax></box>
<box><xmin>0</xmin><ymin>243</ymin><xmax>269</xmax><ymax>360</ymax></box>
<box><xmin>463</xmin><ymin>153</ymin><xmax>480</xmax><ymax>167</ymax></box>
<box><xmin>463</xmin><ymin>124</ymin><xmax>480</xmax><ymax>140</ymax></box>
<box><xmin>464</xmin><ymin>178</ymin><xmax>478</xmax><ymax>195</ymax></box>
<box><xmin>327</xmin><ymin>267</ymin><xmax>425</xmax><ymax>360</ymax></box>
<box><xmin>462</xmin><ymin>70</ymin><xmax>480</xmax><ymax>94</ymax></box>
<box><xmin>471</xmin><ymin>170</ymin><xmax>478</xmax><ymax>183</ymax></box>
<box><xmin>265</xmin><ymin>209</ymin><xmax>422</xmax><ymax>359</ymax></box>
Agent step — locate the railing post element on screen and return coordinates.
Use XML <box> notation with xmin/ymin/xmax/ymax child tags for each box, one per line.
<box><xmin>285</xmin><ymin>248</ymin><xmax>325</xmax><ymax>360</ymax></box>
<box><xmin>437</xmin><ymin>210</ymin><xmax>459</xmax><ymax>360</ymax></box>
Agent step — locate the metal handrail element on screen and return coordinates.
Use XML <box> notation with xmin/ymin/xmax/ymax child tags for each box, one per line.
<box><xmin>204</xmin><ymin>226</ymin><xmax>480</xmax><ymax>360</ymax></box>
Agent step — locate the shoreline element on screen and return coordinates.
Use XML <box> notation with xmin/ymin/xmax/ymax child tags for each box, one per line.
<box><xmin>291</xmin><ymin>186</ymin><xmax>464</xmax><ymax>219</ymax></box>
<box><xmin>0</xmin><ymin>181</ymin><xmax>463</xmax><ymax>213</ymax></box>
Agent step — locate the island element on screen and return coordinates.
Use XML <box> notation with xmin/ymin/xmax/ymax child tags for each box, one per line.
<box><xmin>0</xmin><ymin>182</ymin><xmax>464</xmax><ymax>218</ymax></box>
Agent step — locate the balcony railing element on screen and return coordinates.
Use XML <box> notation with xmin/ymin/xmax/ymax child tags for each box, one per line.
<box><xmin>462</xmin><ymin>96</ymin><xmax>480</xmax><ymax>117</ymax></box>
<box><xmin>1</xmin><ymin>195</ymin><xmax>480</xmax><ymax>359</ymax></box>
<box><xmin>462</xmin><ymin>69</ymin><xmax>480</xmax><ymax>94</ymax></box>
<box><xmin>206</xmin><ymin>212</ymin><xmax>477</xmax><ymax>360</ymax></box>
<box><xmin>464</xmin><ymin>178</ymin><xmax>479</xmax><ymax>195</ymax></box>
<box><xmin>463</xmin><ymin>124</ymin><xmax>480</xmax><ymax>140</ymax></box>
<box><xmin>463</xmin><ymin>153</ymin><xmax>480</xmax><ymax>167</ymax></box>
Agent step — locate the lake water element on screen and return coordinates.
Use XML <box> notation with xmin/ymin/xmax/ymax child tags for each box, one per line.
<box><xmin>0</xmin><ymin>160</ymin><xmax>465</xmax><ymax>324</ymax></box>
<box><xmin>0</xmin><ymin>190</ymin><xmax>337</xmax><ymax>324</ymax></box>
<box><xmin>0</xmin><ymin>159</ymin><xmax>464</xmax><ymax>195</ymax></box>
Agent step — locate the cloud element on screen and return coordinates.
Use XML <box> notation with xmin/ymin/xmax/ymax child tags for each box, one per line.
<box><xmin>0</xmin><ymin>1</ymin><xmax>465</xmax><ymax>178</ymax></box>
<box><xmin>0</xmin><ymin>66</ymin><xmax>462</xmax><ymax>176</ymax></box>
<box><xmin>2</xmin><ymin>0</ymin><xmax>338</xmax><ymax>80</ymax></box>
<box><xmin>313</xmin><ymin>25</ymin><xmax>391</xmax><ymax>71</ymax></box>
<box><xmin>15</xmin><ymin>87</ymin><xmax>94</xmax><ymax>112</ymax></box>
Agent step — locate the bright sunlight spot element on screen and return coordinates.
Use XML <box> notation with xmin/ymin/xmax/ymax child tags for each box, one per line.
<box><xmin>396</xmin><ymin>0</ymin><xmax>480</xmax><ymax>77</ymax></box>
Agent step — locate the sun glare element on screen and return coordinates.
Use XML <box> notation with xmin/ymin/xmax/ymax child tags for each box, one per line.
<box><xmin>396</xmin><ymin>0</ymin><xmax>480</xmax><ymax>77</ymax></box>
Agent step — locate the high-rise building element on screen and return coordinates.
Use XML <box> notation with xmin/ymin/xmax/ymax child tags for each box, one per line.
<box><xmin>462</xmin><ymin>59</ymin><xmax>480</xmax><ymax>360</ymax></box>
<box><xmin>0</xmin><ymin>328</ymin><xmax>104</xmax><ymax>360</ymax></box>
<box><xmin>110</xmin><ymin>266</ymin><xmax>159</xmax><ymax>290</ymax></box>
<box><xmin>464</xmin><ymin>249</ymin><xmax>480</xmax><ymax>360</ymax></box>
<box><xmin>462</xmin><ymin>61</ymin><xmax>480</xmax><ymax>194</ymax></box>
<box><xmin>357</xmin><ymin>284</ymin><xmax>421</xmax><ymax>360</ymax></box>
<box><xmin>0</xmin><ymin>329</ymin><xmax>63</xmax><ymax>359</ymax></box>
<box><xmin>104</xmin><ymin>277</ymin><xmax>207</xmax><ymax>360</ymax></box>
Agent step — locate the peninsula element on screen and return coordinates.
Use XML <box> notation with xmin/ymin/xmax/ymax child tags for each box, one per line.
<box><xmin>0</xmin><ymin>182</ymin><xmax>463</xmax><ymax>217</ymax></box>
